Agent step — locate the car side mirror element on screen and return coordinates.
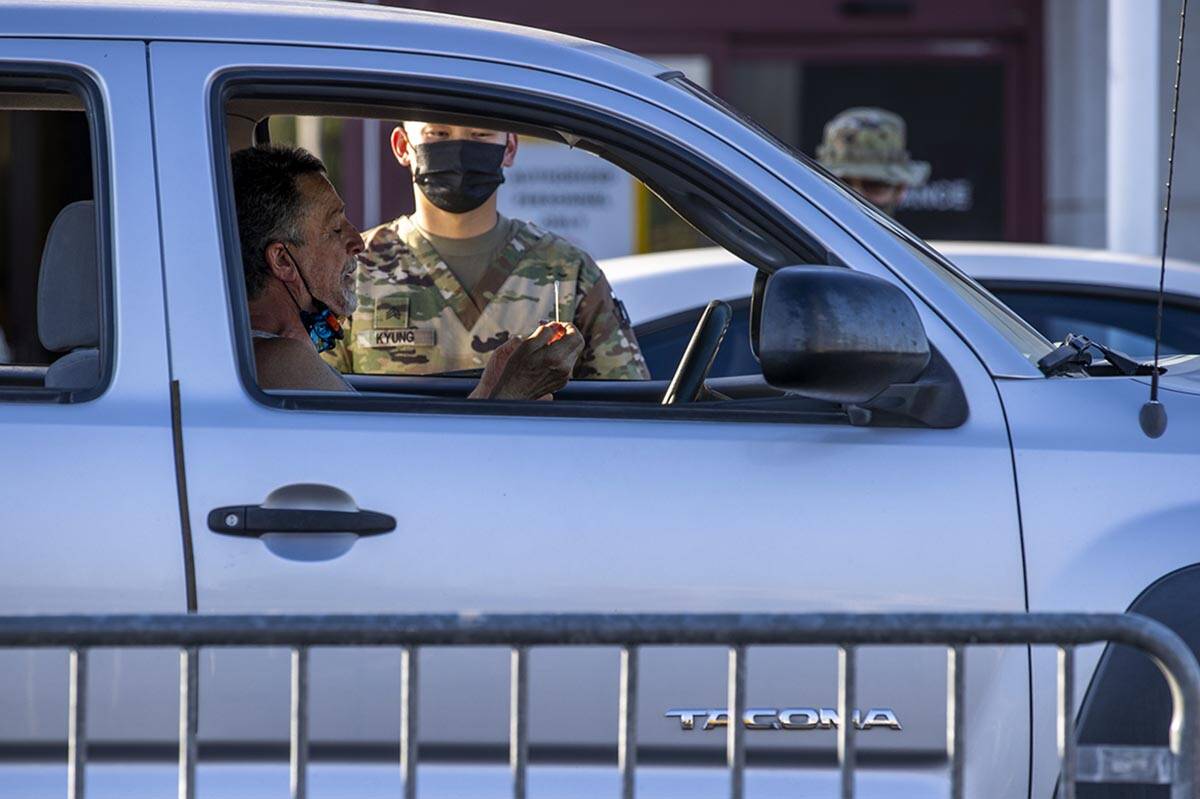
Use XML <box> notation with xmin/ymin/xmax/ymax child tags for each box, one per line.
<box><xmin>757</xmin><ymin>266</ymin><xmax>932</xmax><ymax>404</ymax></box>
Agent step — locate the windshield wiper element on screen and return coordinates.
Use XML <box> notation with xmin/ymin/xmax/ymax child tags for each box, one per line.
<box><xmin>1036</xmin><ymin>333</ymin><xmax>1156</xmax><ymax>376</ymax></box>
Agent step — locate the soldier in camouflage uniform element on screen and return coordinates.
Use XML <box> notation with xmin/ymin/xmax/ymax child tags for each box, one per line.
<box><xmin>232</xmin><ymin>144</ymin><xmax>583</xmax><ymax>400</ymax></box>
<box><xmin>815</xmin><ymin>108</ymin><xmax>930</xmax><ymax>217</ymax></box>
<box><xmin>325</xmin><ymin>121</ymin><xmax>649</xmax><ymax>380</ymax></box>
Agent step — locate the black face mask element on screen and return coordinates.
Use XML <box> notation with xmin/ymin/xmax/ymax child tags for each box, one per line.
<box><xmin>411</xmin><ymin>139</ymin><xmax>506</xmax><ymax>214</ymax></box>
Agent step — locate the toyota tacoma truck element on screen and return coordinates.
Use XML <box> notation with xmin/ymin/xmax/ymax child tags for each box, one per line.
<box><xmin>1</xmin><ymin>1</ymin><xmax>1198</xmax><ymax>797</ymax></box>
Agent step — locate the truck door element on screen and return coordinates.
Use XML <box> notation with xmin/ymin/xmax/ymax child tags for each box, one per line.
<box><xmin>0</xmin><ymin>39</ymin><xmax>186</xmax><ymax>777</ymax></box>
<box><xmin>151</xmin><ymin>41</ymin><xmax>1030</xmax><ymax>797</ymax></box>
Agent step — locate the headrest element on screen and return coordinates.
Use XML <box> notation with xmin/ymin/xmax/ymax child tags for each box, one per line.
<box><xmin>38</xmin><ymin>200</ymin><xmax>99</xmax><ymax>352</ymax></box>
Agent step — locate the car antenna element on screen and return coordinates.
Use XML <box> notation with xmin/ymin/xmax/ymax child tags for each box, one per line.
<box><xmin>1141</xmin><ymin>0</ymin><xmax>1190</xmax><ymax>439</ymax></box>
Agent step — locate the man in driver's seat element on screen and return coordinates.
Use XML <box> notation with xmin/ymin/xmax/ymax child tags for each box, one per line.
<box><xmin>324</xmin><ymin>122</ymin><xmax>649</xmax><ymax>380</ymax></box>
<box><xmin>233</xmin><ymin>144</ymin><xmax>582</xmax><ymax>399</ymax></box>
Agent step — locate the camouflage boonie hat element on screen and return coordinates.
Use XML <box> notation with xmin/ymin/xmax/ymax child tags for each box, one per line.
<box><xmin>816</xmin><ymin>107</ymin><xmax>930</xmax><ymax>187</ymax></box>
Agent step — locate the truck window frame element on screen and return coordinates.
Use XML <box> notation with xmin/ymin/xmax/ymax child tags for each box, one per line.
<box><xmin>0</xmin><ymin>67</ymin><xmax>113</xmax><ymax>404</ymax></box>
<box><xmin>210</xmin><ymin>69</ymin><xmax>924</xmax><ymax>427</ymax></box>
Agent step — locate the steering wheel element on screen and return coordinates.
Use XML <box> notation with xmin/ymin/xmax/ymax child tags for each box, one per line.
<box><xmin>661</xmin><ymin>300</ymin><xmax>733</xmax><ymax>405</ymax></box>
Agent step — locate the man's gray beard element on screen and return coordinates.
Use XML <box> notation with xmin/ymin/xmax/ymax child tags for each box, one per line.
<box><xmin>339</xmin><ymin>257</ymin><xmax>359</xmax><ymax>315</ymax></box>
<box><xmin>341</xmin><ymin>284</ymin><xmax>358</xmax><ymax>315</ymax></box>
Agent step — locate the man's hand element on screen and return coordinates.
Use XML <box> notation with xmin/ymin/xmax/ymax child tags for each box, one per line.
<box><xmin>470</xmin><ymin>323</ymin><xmax>584</xmax><ymax>400</ymax></box>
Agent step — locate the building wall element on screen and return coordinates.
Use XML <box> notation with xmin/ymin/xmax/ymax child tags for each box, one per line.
<box><xmin>1158</xmin><ymin>0</ymin><xmax>1200</xmax><ymax>263</ymax></box>
<box><xmin>1044</xmin><ymin>0</ymin><xmax>1107</xmax><ymax>248</ymax></box>
<box><xmin>289</xmin><ymin>0</ymin><xmax>1200</xmax><ymax>261</ymax></box>
<box><xmin>386</xmin><ymin>0</ymin><xmax>1044</xmax><ymax>243</ymax></box>
<box><xmin>1047</xmin><ymin>0</ymin><xmax>1200</xmax><ymax>264</ymax></box>
<box><xmin>438</xmin><ymin>0</ymin><xmax>1200</xmax><ymax>261</ymax></box>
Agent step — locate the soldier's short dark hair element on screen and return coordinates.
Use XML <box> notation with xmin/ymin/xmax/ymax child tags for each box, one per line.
<box><xmin>231</xmin><ymin>145</ymin><xmax>327</xmax><ymax>300</ymax></box>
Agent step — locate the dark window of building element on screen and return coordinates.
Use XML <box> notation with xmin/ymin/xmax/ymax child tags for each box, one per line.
<box><xmin>798</xmin><ymin>62</ymin><xmax>1006</xmax><ymax>241</ymax></box>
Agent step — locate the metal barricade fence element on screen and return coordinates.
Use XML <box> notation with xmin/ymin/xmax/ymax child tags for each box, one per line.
<box><xmin>0</xmin><ymin>612</ymin><xmax>1197</xmax><ymax>799</ymax></box>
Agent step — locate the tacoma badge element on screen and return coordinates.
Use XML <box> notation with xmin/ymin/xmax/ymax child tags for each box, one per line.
<box><xmin>664</xmin><ymin>707</ymin><xmax>902</xmax><ymax>731</ymax></box>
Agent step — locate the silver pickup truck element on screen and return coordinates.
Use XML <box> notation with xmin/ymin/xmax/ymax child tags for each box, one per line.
<box><xmin>2</xmin><ymin>1</ymin><xmax>1199</xmax><ymax>797</ymax></box>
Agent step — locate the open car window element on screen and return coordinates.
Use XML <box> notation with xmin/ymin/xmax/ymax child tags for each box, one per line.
<box><xmin>635</xmin><ymin>299</ymin><xmax>758</xmax><ymax>381</ymax></box>
<box><xmin>0</xmin><ymin>75</ymin><xmax>109</xmax><ymax>402</ymax></box>
<box><xmin>212</xmin><ymin>75</ymin><xmax>869</xmax><ymax>424</ymax></box>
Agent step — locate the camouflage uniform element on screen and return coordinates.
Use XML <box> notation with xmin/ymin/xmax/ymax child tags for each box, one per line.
<box><xmin>324</xmin><ymin>216</ymin><xmax>650</xmax><ymax>379</ymax></box>
<box><xmin>815</xmin><ymin>108</ymin><xmax>930</xmax><ymax>187</ymax></box>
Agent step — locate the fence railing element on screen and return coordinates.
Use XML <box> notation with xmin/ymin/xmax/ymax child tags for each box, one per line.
<box><xmin>0</xmin><ymin>612</ymin><xmax>1197</xmax><ymax>799</ymax></box>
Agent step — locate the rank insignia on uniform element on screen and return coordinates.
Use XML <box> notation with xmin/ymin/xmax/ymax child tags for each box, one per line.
<box><xmin>374</xmin><ymin>294</ymin><xmax>410</xmax><ymax>329</ymax></box>
<box><xmin>359</xmin><ymin>328</ymin><xmax>437</xmax><ymax>348</ymax></box>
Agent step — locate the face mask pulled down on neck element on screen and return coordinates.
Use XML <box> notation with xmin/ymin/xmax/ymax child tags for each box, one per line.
<box><xmin>411</xmin><ymin>139</ymin><xmax>507</xmax><ymax>214</ymax></box>
<box><xmin>281</xmin><ymin>243</ymin><xmax>345</xmax><ymax>354</ymax></box>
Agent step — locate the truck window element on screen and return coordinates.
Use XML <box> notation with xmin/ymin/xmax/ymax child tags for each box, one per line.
<box><xmin>214</xmin><ymin>90</ymin><xmax>848</xmax><ymax>421</ymax></box>
<box><xmin>635</xmin><ymin>300</ymin><xmax>759</xmax><ymax>380</ymax></box>
<box><xmin>0</xmin><ymin>78</ymin><xmax>108</xmax><ymax>400</ymax></box>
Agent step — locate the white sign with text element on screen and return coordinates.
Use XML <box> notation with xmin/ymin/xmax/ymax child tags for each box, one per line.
<box><xmin>498</xmin><ymin>140</ymin><xmax>636</xmax><ymax>260</ymax></box>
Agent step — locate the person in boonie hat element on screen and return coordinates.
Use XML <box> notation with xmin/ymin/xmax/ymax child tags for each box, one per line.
<box><xmin>815</xmin><ymin>107</ymin><xmax>930</xmax><ymax>217</ymax></box>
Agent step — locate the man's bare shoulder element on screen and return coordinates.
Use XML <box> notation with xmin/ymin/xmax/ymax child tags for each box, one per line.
<box><xmin>254</xmin><ymin>336</ymin><xmax>351</xmax><ymax>392</ymax></box>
